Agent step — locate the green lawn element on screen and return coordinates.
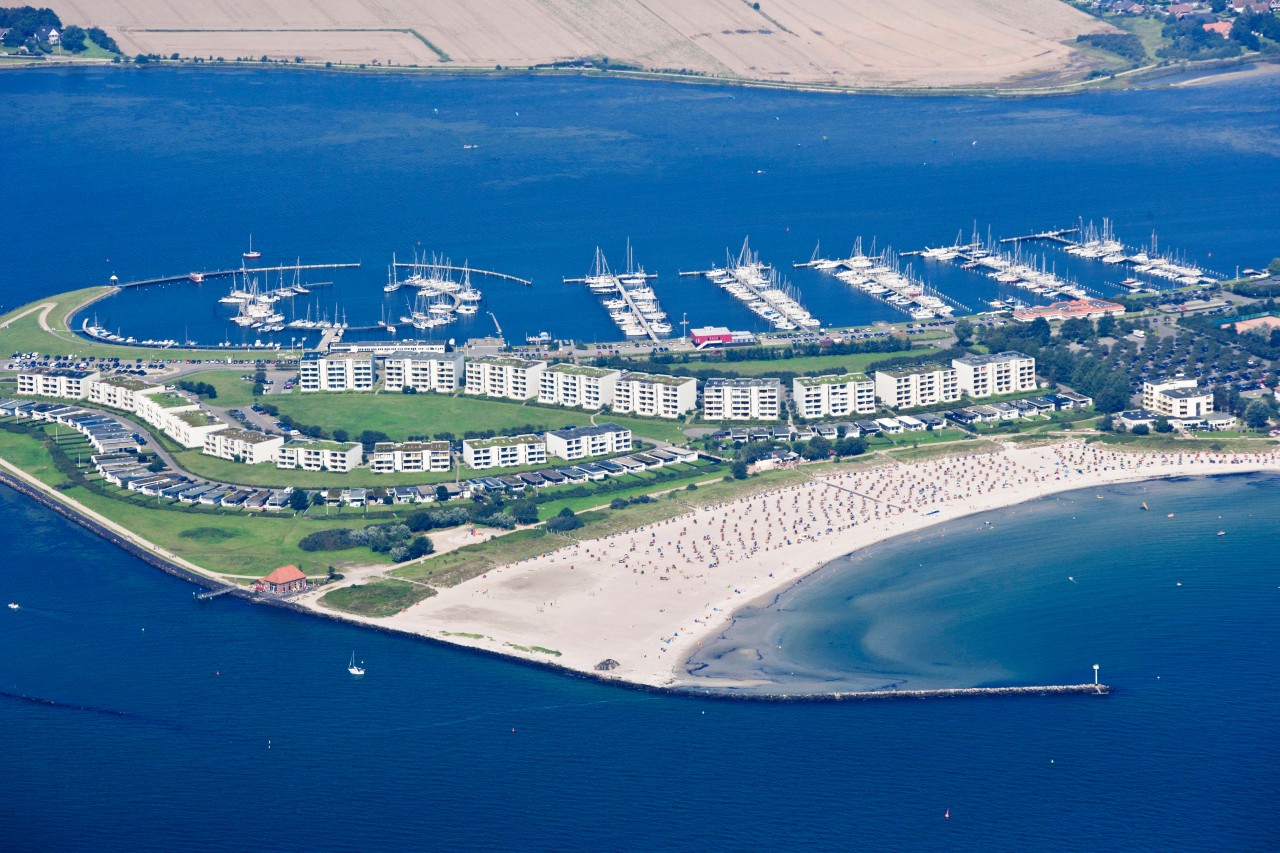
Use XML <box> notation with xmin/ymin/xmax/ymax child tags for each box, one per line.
<box><xmin>270</xmin><ymin>389</ymin><xmax>692</xmax><ymax>444</ymax></box>
<box><xmin>0</xmin><ymin>422</ymin><xmax>398</xmax><ymax>576</ymax></box>
<box><xmin>0</xmin><ymin>288</ymin><xmax>292</xmax><ymax>363</ymax></box>
<box><xmin>319</xmin><ymin>578</ymin><xmax>435</xmax><ymax>617</ymax></box>
<box><xmin>198</xmin><ymin>370</ymin><xmax>261</xmax><ymax>408</ymax></box>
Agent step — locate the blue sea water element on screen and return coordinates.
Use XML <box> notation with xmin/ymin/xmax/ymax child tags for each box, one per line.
<box><xmin>2</xmin><ymin>69</ymin><xmax>1280</xmax><ymax>850</ymax></box>
<box><xmin>2</xmin><ymin>69</ymin><xmax>1279</xmax><ymax>345</ymax></box>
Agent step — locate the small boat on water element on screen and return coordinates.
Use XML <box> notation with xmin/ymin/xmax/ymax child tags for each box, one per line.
<box><xmin>188</xmin><ymin>272</ymin><xmax>204</xmax><ymax>283</ymax></box>
<box><xmin>243</xmin><ymin>235</ymin><xmax>261</xmax><ymax>261</ymax></box>
<box><xmin>1142</xmin><ymin>502</ymin><xmax>1149</xmax><ymax>511</ymax></box>
<box><xmin>7</xmin><ymin>602</ymin><xmax>18</xmax><ymax>610</ymax></box>
<box><xmin>348</xmin><ymin>652</ymin><xmax>365</xmax><ymax>676</ymax></box>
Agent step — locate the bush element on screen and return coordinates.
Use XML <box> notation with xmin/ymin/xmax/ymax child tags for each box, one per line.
<box><xmin>478</xmin><ymin>512</ymin><xmax>516</xmax><ymax>530</ymax></box>
<box><xmin>1131</xmin><ymin>423</ymin><xmax>1150</xmax><ymax>436</ymax></box>
<box><xmin>545</xmin><ymin>510</ymin><xmax>583</xmax><ymax>532</ymax></box>
<box><xmin>298</xmin><ymin>529</ymin><xmax>357</xmax><ymax>552</ymax></box>
<box><xmin>391</xmin><ymin>536</ymin><xmax>435</xmax><ymax>562</ymax></box>
<box><xmin>406</xmin><ymin>506</ymin><xmax>469</xmax><ymax>532</ymax></box>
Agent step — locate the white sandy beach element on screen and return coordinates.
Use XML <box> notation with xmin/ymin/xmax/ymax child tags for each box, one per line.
<box><xmin>304</xmin><ymin>440</ymin><xmax>1280</xmax><ymax>690</ymax></box>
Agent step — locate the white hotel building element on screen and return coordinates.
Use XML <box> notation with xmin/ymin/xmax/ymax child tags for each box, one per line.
<box><xmin>87</xmin><ymin>375</ymin><xmax>152</xmax><ymax>411</ymax></box>
<box><xmin>465</xmin><ymin>356</ymin><xmax>547</xmax><ymax>401</ymax></box>
<box><xmin>874</xmin><ymin>364</ymin><xmax>960</xmax><ymax>410</ymax></box>
<box><xmin>952</xmin><ymin>351</ymin><xmax>1037</xmax><ymax>399</ymax></box>
<box><xmin>382</xmin><ymin>352</ymin><xmax>466</xmax><ymax>393</ymax></box>
<box><xmin>298</xmin><ymin>353</ymin><xmax>375</xmax><ymax>392</ymax></box>
<box><xmin>702</xmin><ymin>377</ymin><xmax>782</xmax><ymax>421</ymax></box>
<box><xmin>612</xmin><ymin>371</ymin><xmax>698</xmax><ymax>419</ymax></box>
<box><xmin>538</xmin><ymin>364</ymin><xmax>620</xmax><ymax>410</ymax></box>
<box><xmin>792</xmin><ymin>372</ymin><xmax>876</xmax><ymax>419</ymax></box>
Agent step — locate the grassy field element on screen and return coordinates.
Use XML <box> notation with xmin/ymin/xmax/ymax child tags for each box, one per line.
<box><xmin>886</xmin><ymin>439</ymin><xmax>1003</xmax><ymax>462</ymax></box>
<box><xmin>1090</xmin><ymin>433</ymin><xmax>1275</xmax><ymax>453</ymax></box>
<box><xmin>270</xmin><ymin>389</ymin><xmax>692</xmax><ymax>444</ymax></box>
<box><xmin>0</xmin><ymin>422</ymin><xmax>399</xmax><ymax>575</ymax></box>
<box><xmin>319</xmin><ymin>578</ymin><xmax>435</xmax><ymax>617</ymax></box>
<box><xmin>198</xmin><ymin>370</ymin><xmax>261</xmax><ymax>408</ymax></box>
<box><xmin>390</xmin><ymin>528</ymin><xmax>574</xmax><ymax>586</ymax></box>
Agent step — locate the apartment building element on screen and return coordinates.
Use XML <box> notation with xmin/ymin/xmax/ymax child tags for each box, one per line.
<box><xmin>87</xmin><ymin>375</ymin><xmax>152</xmax><ymax>411</ymax></box>
<box><xmin>544</xmin><ymin>424</ymin><xmax>632</xmax><ymax>461</ymax></box>
<box><xmin>381</xmin><ymin>352</ymin><xmax>466</xmax><ymax>393</ymax></box>
<box><xmin>952</xmin><ymin>352</ymin><xmax>1037</xmax><ymax>399</ymax></box>
<box><xmin>368</xmin><ymin>440</ymin><xmax>452</xmax><ymax>474</ymax></box>
<box><xmin>1143</xmin><ymin>379</ymin><xmax>1214</xmax><ymax>419</ymax></box>
<box><xmin>873</xmin><ymin>364</ymin><xmax>960</xmax><ymax>409</ymax></box>
<box><xmin>203</xmin><ymin>429</ymin><xmax>285</xmax><ymax>465</ymax></box>
<box><xmin>461</xmin><ymin>434</ymin><xmax>548</xmax><ymax>469</ymax></box>
<box><xmin>298</xmin><ymin>353</ymin><xmax>375</xmax><ymax>392</ymax></box>
<box><xmin>538</xmin><ymin>364</ymin><xmax>620</xmax><ymax>410</ymax></box>
<box><xmin>792</xmin><ymin>373</ymin><xmax>875</xmax><ymax>418</ymax></box>
<box><xmin>17</xmin><ymin>368</ymin><xmax>100</xmax><ymax>399</ymax></box>
<box><xmin>701</xmin><ymin>377</ymin><xmax>782</xmax><ymax>421</ymax></box>
<box><xmin>275</xmin><ymin>441</ymin><xmax>364</xmax><ymax>472</ymax></box>
<box><xmin>612</xmin><ymin>371</ymin><xmax>698</xmax><ymax>419</ymax></box>
<box><xmin>464</xmin><ymin>356</ymin><xmax>547</xmax><ymax>401</ymax></box>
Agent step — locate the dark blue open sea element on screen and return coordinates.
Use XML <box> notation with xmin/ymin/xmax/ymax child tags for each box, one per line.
<box><xmin>2</xmin><ymin>69</ymin><xmax>1280</xmax><ymax>850</ymax></box>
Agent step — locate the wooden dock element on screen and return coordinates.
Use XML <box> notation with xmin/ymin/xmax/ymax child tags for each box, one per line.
<box><xmin>394</xmin><ymin>262</ymin><xmax>531</xmax><ymax>286</ymax></box>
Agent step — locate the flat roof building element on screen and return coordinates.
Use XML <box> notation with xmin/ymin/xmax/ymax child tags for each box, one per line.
<box><xmin>545</xmin><ymin>423</ymin><xmax>632</xmax><ymax>460</ymax></box>
<box><xmin>464</xmin><ymin>356</ymin><xmax>547</xmax><ymax>401</ymax></box>
<box><xmin>538</xmin><ymin>363</ymin><xmax>620</xmax><ymax>410</ymax></box>
<box><xmin>874</xmin><ymin>364</ymin><xmax>960</xmax><ymax>410</ymax></box>
<box><xmin>298</xmin><ymin>353</ymin><xmax>375</xmax><ymax>392</ymax></box>
<box><xmin>952</xmin><ymin>351</ymin><xmax>1036</xmax><ymax>399</ymax></box>
<box><xmin>702</xmin><ymin>377</ymin><xmax>781</xmax><ymax>421</ymax></box>
<box><xmin>792</xmin><ymin>372</ymin><xmax>875</xmax><ymax>418</ymax></box>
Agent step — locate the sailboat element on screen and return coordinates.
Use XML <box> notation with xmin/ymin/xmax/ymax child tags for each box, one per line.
<box><xmin>348</xmin><ymin>652</ymin><xmax>365</xmax><ymax>676</ymax></box>
<box><xmin>243</xmin><ymin>235</ymin><xmax>261</xmax><ymax>261</ymax></box>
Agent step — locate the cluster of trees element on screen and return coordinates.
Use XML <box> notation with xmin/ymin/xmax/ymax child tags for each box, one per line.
<box><xmin>176</xmin><ymin>380</ymin><xmax>217</xmax><ymax>399</ymax></box>
<box><xmin>406</xmin><ymin>506</ymin><xmax>471</xmax><ymax>532</ymax></box>
<box><xmin>1077</xmin><ymin>32</ymin><xmax>1147</xmax><ymax>64</ymax></box>
<box><xmin>0</xmin><ymin>7</ymin><xmax>121</xmax><ymax>54</ymax></box>
<box><xmin>977</xmin><ymin>319</ymin><xmax>1132</xmax><ymax>412</ymax></box>
<box><xmin>1230</xmin><ymin>11</ymin><xmax>1280</xmax><ymax>51</ymax></box>
<box><xmin>724</xmin><ymin>432</ymin><xmax>868</xmax><ymax>479</ymax></box>
<box><xmin>297</xmin><ymin>522</ymin><xmax>433</xmax><ymax>562</ymax></box>
<box><xmin>1158</xmin><ymin>18</ymin><xmax>1242</xmax><ymax>60</ymax></box>
<box><xmin>1179</xmin><ymin>301</ymin><xmax>1280</xmax><ymax>362</ymax></box>
<box><xmin>545</xmin><ymin>506</ymin><xmax>583</xmax><ymax>532</ymax></box>
<box><xmin>274</xmin><ymin>413</ymin><xmax>393</xmax><ymax>450</ymax></box>
<box><xmin>610</xmin><ymin>494</ymin><xmax>653</xmax><ymax>510</ymax></box>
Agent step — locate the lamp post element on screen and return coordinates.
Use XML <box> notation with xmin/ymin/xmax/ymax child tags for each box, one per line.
<box><xmin>1093</xmin><ymin>664</ymin><xmax>1100</xmax><ymax>685</ymax></box>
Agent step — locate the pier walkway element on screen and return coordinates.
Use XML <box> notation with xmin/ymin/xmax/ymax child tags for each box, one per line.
<box><xmin>395</xmin><ymin>262</ymin><xmax>531</xmax><ymax>286</ymax></box>
<box><xmin>118</xmin><ymin>262</ymin><xmax>361</xmax><ymax>288</ymax></box>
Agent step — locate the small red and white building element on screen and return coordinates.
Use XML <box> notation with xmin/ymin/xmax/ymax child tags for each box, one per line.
<box><xmin>255</xmin><ymin>565</ymin><xmax>308</xmax><ymax>595</ymax></box>
<box><xmin>690</xmin><ymin>326</ymin><xmax>734</xmax><ymax>347</ymax></box>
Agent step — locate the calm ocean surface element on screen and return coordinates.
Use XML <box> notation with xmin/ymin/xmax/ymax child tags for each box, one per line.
<box><xmin>2</xmin><ymin>69</ymin><xmax>1279</xmax><ymax>850</ymax></box>
<box><xmin>2</xmin><ymin>69</ymin><xmax>1279</xmax><ymax>344</ymax></box>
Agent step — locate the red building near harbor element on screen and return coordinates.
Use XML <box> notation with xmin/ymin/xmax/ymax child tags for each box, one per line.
<box><xmin>256</xmin><ymin>565</ymin><xmax>308</xmax><ymax>595</ymax></box>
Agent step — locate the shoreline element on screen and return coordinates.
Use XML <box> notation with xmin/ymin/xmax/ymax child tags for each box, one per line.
<box><xmin>5</xmin><ymin>55</ymin><xmax>1275</xmax><ymax>99</ymax></box>
<box><xmin>3</xmin><ymin>440</ymin><xmax>1276</xmax><ymax>698</ymax></box>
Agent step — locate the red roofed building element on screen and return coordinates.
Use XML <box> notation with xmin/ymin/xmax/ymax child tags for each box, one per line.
<box><xmin>256</xmin><ymin>565</ymin><xmax>308</xmax><ymax>595</ymax></box>
<box><xmin>1012</xmin><ymin>298</ymin><xmax>1125</xmax><ymax>323</ymax></box>
<box><xmin>1203</xmin><ymin>21</ymin><xmax>1232</xmax><ymax>37</ymax></box>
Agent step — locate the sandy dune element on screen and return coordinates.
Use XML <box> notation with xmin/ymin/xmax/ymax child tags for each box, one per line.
<box><xmin>48</xmin><ymin>0</ymin><xmax>1113</xmax><ymax>88</ymax></box>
